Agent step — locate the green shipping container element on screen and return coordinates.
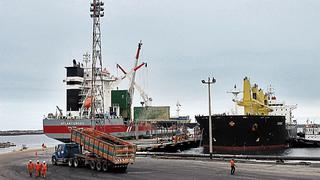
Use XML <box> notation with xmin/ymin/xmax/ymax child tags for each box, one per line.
<box><xmin>111</xmin><ymin>90</ymin><xmax>131</xmax><ymax>119</ymax></box>
<box><xmin>134</xmin><ymin>106</ymin><xmax>170</xmax><ymax>121</ymax></box>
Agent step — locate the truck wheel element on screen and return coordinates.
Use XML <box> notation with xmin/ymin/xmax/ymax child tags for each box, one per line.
<box><xmin>89</xmin><ymin>161</ymin><xmax>96</xmax><ymax>170</ymax></box>
<box><xmin>52</xmin><ymin>157</ymin><xmax>57</xmax><ymax>165</ymax></box>
<box><xmin>102</xmin><ymin>162</ymin><xmax>108</xmax><ymax>172</ymax></box>
<box><xmin>74</xmin><ymin>158</ymin><xmax>79</xmax><ymax>168</ymax></box>
<box><xmin>68</xmin><ymin>159</ymin><xmax>73</xmax><ymax>167</ymax></box>
<box><xmin>96</xmin><ymin>161</ymin><xmax>102</xmax><ymax>171</ymax></box>
<box><xmin>119</xmin><ymin>165</ymin><xmax>127</xmax><ymax>172</ymax></box>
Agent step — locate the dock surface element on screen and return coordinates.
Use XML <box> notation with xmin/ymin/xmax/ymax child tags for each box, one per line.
<box><xmin>130</xmin><ymin>137</ymin><xmax>200</xmax><ymax>151</ymax></box>
<box><xmin>0</xmin><ymin>149</ymin><xmax>320</xmax><ymax>180</ymax></box>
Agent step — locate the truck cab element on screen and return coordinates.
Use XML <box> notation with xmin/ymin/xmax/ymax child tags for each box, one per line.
<box><xmin>52</xmin><ymin>143</ymin><xmax>80</xmax><ymax>165</ymax></box>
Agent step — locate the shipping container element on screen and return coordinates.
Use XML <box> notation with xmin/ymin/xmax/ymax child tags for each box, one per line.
<box><xmin>111</xmin><ymin>90</ymin><xmax>131</xmax><ymax>119</ymax></box>
<box><xmin>134</xmin><ymin>106</ymin><xmax>170</xmax><ymax>121</ymax></box>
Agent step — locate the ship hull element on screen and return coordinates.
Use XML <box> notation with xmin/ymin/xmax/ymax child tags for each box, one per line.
<box><xmin>195</xmin><ymin>115</ymin><xmax>289</xmax><ymax>154</ymax></box>
<box><xmin>43</xmin><ymin>118</ymin><xmax>155</xmax><ymax>142</ymax></box>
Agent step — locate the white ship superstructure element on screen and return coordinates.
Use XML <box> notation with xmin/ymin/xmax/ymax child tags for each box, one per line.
<box><xmin>304</xmin><ymin>124</ymin><xmax>320</xmax><ymax>141</ymax></box>
<box><xmin>64</xmin><ymin>53</ymin><xmax>120</xmax><ymax>119</ymax></box>
<box><xmin>267</xmin><ymin>85</ymin><xmax>297</xmax><ymax>125</ymax></box>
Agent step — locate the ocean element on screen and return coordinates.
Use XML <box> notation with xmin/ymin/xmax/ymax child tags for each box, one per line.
<box><xmin>0</xmin><ymin>134</ymin><xmax>60</xmax><ymax>154</ymax></box>
<box><xmin>1</xmin><ymin>135</ymin><xmax>320</xmax><ymax>157</ymax></box>
<box><xmin>180</xmin><ymin>147</ymin><xmax>320</xmax><ymax>157</ymax></box>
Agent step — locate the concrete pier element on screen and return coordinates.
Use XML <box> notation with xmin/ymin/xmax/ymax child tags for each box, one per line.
<box><xmin>131</xmin><ymin>136</ymin><xmax>201</xmax><ymax>152</ymax></box>
<box><xmin>1</xmin><ymin>148</ymin><xmax>320</xmax><ymax>180</ymax></box>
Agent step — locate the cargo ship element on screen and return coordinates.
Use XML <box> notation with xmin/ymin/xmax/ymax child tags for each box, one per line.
<box><xmin>43</xmin><ymin>55</ymin><xmax>190</xmax><ymax>142</ymax></box>
<box><xmin>196</xmin><ymin>77</ymin><xmax>289</xmax><ymax>153</ymax></box>
<box><xmin>43</xmin><ymin>1</ymin><xmax>189</xmax><ymax>142</ymax></box>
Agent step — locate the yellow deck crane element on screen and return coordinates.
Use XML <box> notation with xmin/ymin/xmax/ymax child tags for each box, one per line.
<box><xmin>237</xmin><ymin>77</ymin><xmax>273</xmax><ymax>115</ymax></box>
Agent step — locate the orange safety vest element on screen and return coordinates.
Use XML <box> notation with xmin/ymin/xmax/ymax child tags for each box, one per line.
<box><xmin>230</xmin><ymin>160</ymin><xmax>235</xmax><ymax>167</ymax></box>
<box><xmin>27</xmin><ymin>162</ymin><xmax>34</xmax><ymax>171</ymax></box>
<box><xmin>41</xmin><ymin>164</ymin><xmax>47</xmax><ymax>173</ymax></box>
<box><xmin>35</xmin><ymin>163</ymin><xmax>42</xmax><ymax>171</ymax></box>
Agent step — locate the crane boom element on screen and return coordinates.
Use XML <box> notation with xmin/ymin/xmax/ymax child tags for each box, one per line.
<box><xmin>116</xmin><ymin>62</ymin><xmax>145</xmax><ymax>81</ymax></box>
<box><xmin>117</xmin><ymin>63</ymin><xmax>127</xmax><ymax>74</ymax></box>
<box><xmin>128</xmin><ymin>41</ymin><xmax>143</xmax><ymax>108</ymax></box>
<box><xmin>56</xmin><ymin>106</ymin><xmax>63</xmax><ymax>117</ymax></box>
<box><xmin>117</xmin><ymin>63</ymin><xmax>152</xmax><ymax>106</ymax></box>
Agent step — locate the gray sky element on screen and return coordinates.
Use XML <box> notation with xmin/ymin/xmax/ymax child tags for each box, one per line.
<box><xmin>1</xmin><ymin>0</ymin><xmax>320</xmax><ymax>130</ymax></box>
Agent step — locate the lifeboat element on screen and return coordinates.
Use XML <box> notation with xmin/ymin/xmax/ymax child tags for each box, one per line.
<box><xmin>84</xmin><ymin>97</ymin><xmax>93</xmax><ymax>109</ymax></box>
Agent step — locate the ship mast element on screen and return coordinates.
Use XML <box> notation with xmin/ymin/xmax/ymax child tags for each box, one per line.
<box><xmin>227</xmin><ymin>84</ymin><xmax>241</xmax><ymax>115</ymax></box>
<box><xmin>176</xmin><ymin>101</ymin><xmax>181</xmax><ymax>117</ymax></box>
<box><xmin>90</xmin><ymin>0</ymin><xmax>105</xmax><ymax>119</ymax></box>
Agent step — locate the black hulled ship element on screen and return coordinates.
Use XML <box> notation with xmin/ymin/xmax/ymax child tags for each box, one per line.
<box><xmin>196</xmin><ymin>77</ymin><xmax>289</xmax><ymax>154</ymax></box>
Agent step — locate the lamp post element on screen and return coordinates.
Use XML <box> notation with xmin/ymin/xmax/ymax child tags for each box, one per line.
<box><xmin>202</xmin><ymin>77</ymin><xmax>216</xmax><ymax>159</ymax></box>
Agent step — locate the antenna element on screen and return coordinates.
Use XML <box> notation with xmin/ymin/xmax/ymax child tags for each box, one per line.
<box><xmin>267</xmin><ymin>84</ymin><xmax>275</xmax><ymax>99</ymax></box>
<box><xmin>227</xmin><ymin>84</ymin><xmax>241</xmax><ymax>114</ymax></box>
<box><xmin>83</xmin><ymin>52</ymin><xmax>90</xmax><ymax>67</ymax></box>
<box><xmin>89</xmin><ymin>0</ymin><xmax>105</xmax><ymax>119</ymax></box>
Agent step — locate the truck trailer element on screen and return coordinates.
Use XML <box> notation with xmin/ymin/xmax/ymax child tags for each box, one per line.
<box><xmin>52</xmin><ymin>128</ymin><xmax>136</xmax><ymax>172</ymax></box>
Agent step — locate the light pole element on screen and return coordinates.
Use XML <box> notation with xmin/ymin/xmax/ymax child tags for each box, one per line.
<box><xmin>89</xmin><ymin>0</ymin><xmax>105</xmax><ymax>119</ymax></box>
<box><xmin>202</xmin><ymin>77</ymin><xmax>216</xmax><ymax>159</ymax></box>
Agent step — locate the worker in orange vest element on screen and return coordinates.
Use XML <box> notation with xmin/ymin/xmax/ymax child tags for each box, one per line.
<box><xmin>35</xmin><ymin>160</ymin><xmax>42</xmax><ymax>177</ymax></box>
<box><xmin>41</xmin><ymin>161</ymin><xmax>47</xmax><ymax>178</ymax></box>
<box><xmin>230</xmin><ymin>159</ymin><xmax>236</xmax><ymax>175</ymax></box>
<box><xmin>26</xmin><ymin>160</ymin><xmax>34</xmax><ymax>177</ymax></box>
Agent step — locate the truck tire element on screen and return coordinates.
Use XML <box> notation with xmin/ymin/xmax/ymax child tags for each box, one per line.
<box><xmin>96</xmin><ymin>161</ymin><xmax>102</xmax><ymax>171</ymax></box>
<box><xmin>52</xmin><ymin>157</ymin><xmax>57</xmax><ymax>166</ymax></box>
<box><xmin>68</xmin><ymin>159</ymin><xmax>73</xmax><ymax>167</ymax></box>
<box><xmin>120</xmin><ymin>165</ymin><xmax>128</xmax><ymax>172</ymax></box>
<box><xmin>116</xmin><ymin>165</ymin><xmax>127</xmax><ymax>173</ymax></box>
<box><xmin>74</xmin><ymin>158</ymin><xmax>79</xmax><ymax>168</ymax></box>
<box><xmin>89</xmin><ymin>161</ymin><xmax>96</xmax><ymax>170</ymax></box>
<box><xmin>102</xmin><ymin>162</ymin><xmax>108</xmax><ymax>172</ymax></box>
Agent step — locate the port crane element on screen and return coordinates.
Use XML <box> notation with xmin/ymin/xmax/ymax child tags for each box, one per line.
<box><xmin>79</xmin><ymin>61</ymin><xmax>146</xmax><ymax>117</ymax></box>
<box><xmin>115</xmin><ymin>62</ymin><xmax>146</xmax><ymax>85</ymax></box>
<box><xmin>116</xmin><ymin>41</ymin><xmax>152</xmax><ymax>107</ymax></box>
<box><xmin>129</xmin><ymin>41</ymin><xmax>143</xmax><ymax>106</ymax></box>
<box><xmin>117</xmin><ymin>63</ymin><xmax>152</xmax><ymax>107</ymax></box>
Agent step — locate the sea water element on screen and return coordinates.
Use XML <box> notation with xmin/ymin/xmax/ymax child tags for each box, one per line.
<box><xmin>0</xmin><ymin>134</ymin><xmax>60</xmax><ymax>154</ymax></box>
<box><xmin>179</xmin><ymin>147</ymin><xmax>320</xmax><ymax>157</ymax></box>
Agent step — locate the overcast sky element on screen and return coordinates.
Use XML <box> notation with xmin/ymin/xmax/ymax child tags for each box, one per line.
<box><xmin>1</xmin><ymin>0</ymin><xmax>320</xmax><ymax>130</ymax></box>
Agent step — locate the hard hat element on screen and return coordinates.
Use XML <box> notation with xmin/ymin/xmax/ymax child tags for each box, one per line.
<box><xmin>37</xmin><ymin>160</ymin><xmax>39</xmax><ymax>163</ymax></box>
<box><xmin>43</xmin><ymin>161</ymin><xmax>46</xmax><ymax>164</ymax></box>
<box><xmin>29</xmin><ymin>160</ymin><xmax>32</xmax><ymax>162</ymax></box>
